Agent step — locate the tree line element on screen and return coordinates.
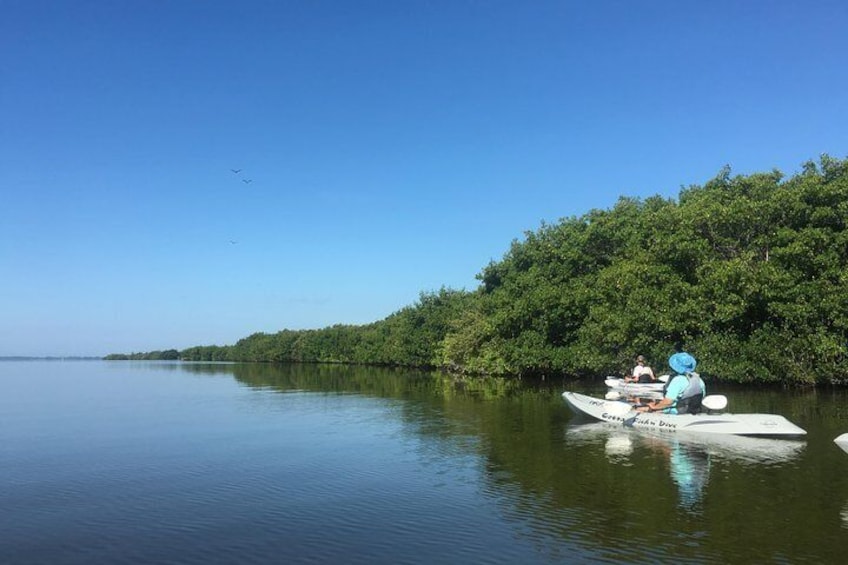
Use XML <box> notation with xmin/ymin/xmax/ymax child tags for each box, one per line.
<box><xmin>106</xmin><ymin>156</ymin><xmax>848</xmax><ymax>385</ymax></box>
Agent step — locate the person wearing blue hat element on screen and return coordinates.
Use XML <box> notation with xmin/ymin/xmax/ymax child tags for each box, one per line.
<box><xmin>636</xmin><ymin>352</ymin><xmax>706</xmax><ymax>414</ymax></box>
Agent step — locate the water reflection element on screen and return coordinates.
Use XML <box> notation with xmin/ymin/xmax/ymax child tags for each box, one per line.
<box><xmin>842</xmin><ymin>501</ymin><xmax>848</xmax><ymax>529</ymax></box>
<box><xmin>647</xmin><ymin>429</ymin><xmax>806</xmax><ymax>466</ymax></box>
<box><xmin>603</xmin><ymin>430</ymin><xmax>633</xmax><ymax>459</ymax></box>
<box><xmin>641</xmin><ymin>434</ymin><xmax>710</xmax><ymax>511</ymax></box>
<box><xmin>567</xmin><ymin>422</ymin><xmax>807</xmax><ymax>465</ymax></box>
<box><xmin>566</xmin><ymin>423</ymin><xmax>806</xmax><ymax>512</ymax></box>
<box><xmin>566</xmin><ymin>423</ymin><xmax>710</xmax><ymax>511</ymax></box>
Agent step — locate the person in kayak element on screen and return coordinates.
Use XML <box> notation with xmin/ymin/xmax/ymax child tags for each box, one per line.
<box><xmin>635</xmin><ymin>352</ymin><xmax>705</xmax><ymax>414</ymax></box>
<box><xmin>624</xmin><ymin>354</ymin><xmax>656</xmax><ymax>383</ymax></box>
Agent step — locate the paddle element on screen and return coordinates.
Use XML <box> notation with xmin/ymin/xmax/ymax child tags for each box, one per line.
<box><xmin>701</xmin><ymin>394</ymin><xmax>727</xmax><ymax>412</ymax></box>
<box><xmin>623</xmin><ymin>410</ymin><xmax>643</xmax><ymax>427</ymax></box>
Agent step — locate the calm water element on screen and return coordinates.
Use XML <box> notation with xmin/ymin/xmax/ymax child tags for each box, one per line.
<box><xmin>2</xmin><ymin>361</ymin><xmax>848</xmax><ymax>564</ymax></box>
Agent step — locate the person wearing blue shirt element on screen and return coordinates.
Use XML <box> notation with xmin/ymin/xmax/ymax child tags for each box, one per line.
<box><xmin>636</xmin><ymin>352</ymin><xmax>705</xmax><ymax>414</ymax></box>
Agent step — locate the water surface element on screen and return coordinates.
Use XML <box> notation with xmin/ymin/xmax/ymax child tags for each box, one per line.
<box><xmin>1</xmin><ymin>361</ymin><xmax>846</xmax><ymax>564</ymax></box>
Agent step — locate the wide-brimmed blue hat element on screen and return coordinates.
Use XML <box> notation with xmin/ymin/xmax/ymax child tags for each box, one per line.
<box><xmin>669</xmin><ymin>352</ymin><xmax>697</xmax><ymax>374</ymax></box>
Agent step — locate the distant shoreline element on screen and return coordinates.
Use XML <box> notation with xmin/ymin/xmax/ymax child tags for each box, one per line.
<box><xmin>0</xmin><ymin>356</ymin><xmax>103</xmax><ymax>361</ymax></box>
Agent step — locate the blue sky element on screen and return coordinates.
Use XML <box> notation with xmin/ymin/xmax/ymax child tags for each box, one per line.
<box><xmin>2</xmin><ymin>0</ymin><xmax>846</xmax><ymax>357</ymax></box>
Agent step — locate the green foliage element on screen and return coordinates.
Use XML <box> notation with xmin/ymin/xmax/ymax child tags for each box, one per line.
<box><xmin>107</xmin><ymin>156</ymin><xmax>848</xmax><ymax>385</ymax></box>
<box><xmin>465</xmin><ymin>155</ymin><xmax>848</xmax><ymax>384</ymax></box>
<box><xmin>103</xmin><ymin>349</ymin><xmax>180</xmax><ymax>361</ymax></box>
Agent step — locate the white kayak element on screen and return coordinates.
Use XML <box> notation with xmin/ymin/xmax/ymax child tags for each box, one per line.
<box><xmin>563</xmin><ymin>391</ymin><xmax>807</xmax><ymax>437</ymax></box>
<box><xmin>605</xmin><ymin>376</ymin><xmax>666</xmax><ymax>394</ymax></box>
<box><xmin>835</xmin><ymin>433</ymin><xmax>848</xmax><ymax>454</ymax></box>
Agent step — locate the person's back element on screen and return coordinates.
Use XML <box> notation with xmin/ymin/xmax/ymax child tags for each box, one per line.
<box><xmin>664</xmin><ymin>373</ymin><xmax>705</xmax><ymax>414</ymax></box>
<box><xmin>638</xmin><ymin>352</ymin><xmax>705</xmax><ymax>415</ymax></box>
<box><xmin>628</xmin><ymin>355</ymin><xmax>655</xmax><ymax>383</ymax></box>
<box><xmin>662</xmin><ymin>353</ymin><xmax>705</xmax><ymax>414</ymax></box>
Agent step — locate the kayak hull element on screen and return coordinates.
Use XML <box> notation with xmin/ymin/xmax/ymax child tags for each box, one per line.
<box><xmin>563</xmin><ymin>391</ymin><xmax>807</xmax><ymax>437</ymax></box>
<box><xmin>605</xmin><ymin>377</ymin><xmax>665</xmax><ymax>394</ymax></box>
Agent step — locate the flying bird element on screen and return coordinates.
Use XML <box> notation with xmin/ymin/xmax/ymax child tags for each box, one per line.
<box><xmin>242</xmin><ymin>179</ymin><xmax>253</xmax><ymax>184</ymax></box>
<box><xmin>231</xmin><ymin>169</ymin><xmax>242</xmax><ymax>174</ymax></box>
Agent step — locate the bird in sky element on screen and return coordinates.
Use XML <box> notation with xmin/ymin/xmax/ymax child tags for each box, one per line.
<box><xmin>229</xmin><ymin>240</ymin><xmax>238</xmax><ymax>245</ymax></box>
<box><xmin>231</xmin><ymin>169</ymin><xmax>242</xmax><ymax>174</ymax></box>
<box><xmin>242</xmin><ymin>179</ymin><xmax>252</xmax><ymax>184</ymax></box>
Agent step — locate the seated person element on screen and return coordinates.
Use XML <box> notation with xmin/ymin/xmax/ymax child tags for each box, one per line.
<box><xmin>636</xmin><ymin>352</ymin><xmax>705</xmax><ymax>414</ymax></box>
<box><xmin>624</xmin><ymin>355</ymin><xmax>656</xmax><ymax>383</ymax></box>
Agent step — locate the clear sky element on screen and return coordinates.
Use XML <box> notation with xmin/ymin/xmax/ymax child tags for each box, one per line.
<box><xmin>2</xmin><ymin>0</ymin><xmax>846</xmax><ymax>357</ymax></box>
